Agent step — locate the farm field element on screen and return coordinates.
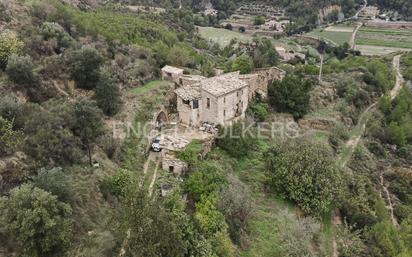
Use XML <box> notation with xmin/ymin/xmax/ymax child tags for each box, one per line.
<box><xmin>307</xmin><ymin>26</ymin><xmax>355</xmax><ymax>45</ymax></box>
<box><xmin>355</xmin><ymin>45</ymin><xmax>411</xmax><ymax>56</ymax></box>
<box><xmin>355</xmin><ymin>27</ymin><xmax>412</xmax><ymax>51</ymax></box>
<box><xmin>197</xmin><ymin>26</ymin><xmax>253</xmax><ymax>46</ymax></box>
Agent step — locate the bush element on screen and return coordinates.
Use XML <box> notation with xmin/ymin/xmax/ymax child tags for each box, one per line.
<box><xmin>231</xmin><ymin>54</ymin><xmax>253</xmax><ymax>74</ymax></box>
<box><xmin>266</xmin><ymin>140</ymin><xmax>344</xmax><ymax>217</ymax></box>
<box><xmin>218</xmin><ymin>174</ymin><xmax>253</xmax><ymax>246</ymax></box>
<box><xmin>253</xmin><ymin>16</ymin><xmax>265</xmax><ymax>25</ymax></box>
<box><xmin>6</xmin><ymin>54</ymin><xmax>35</xmax><ymax>86</ymax></box>
<box><xmin>0</xmin><ymin>30</ymin><xmax>23</xmax><ymax>70</ymax></box>
<box><xmin>0</xmin><ymin>95</ymin><xmax>24</xmax><ymax>128</ymax></box>
<box><xmin>32</xmin><ymin>167</ymin><xmax>78</xmax><ymax>204</ymax></box>
<box><xmin>40</xmin><ymin>22</ymin><xmax>74</xmax><ymax>51</ymax></box>
<box><xmin>247</xmin><ymin>102</ymin><xmax>268</xmax><ymax>122</ymax></box>
<box><xmin>95</xmin><ymin>72</ymin><xmax>122</xmax><ymax>116</ymax></box>
<box><xmin>0</xmin><ymin>184</ymin><xmax>72</xmax><ymax>257</ymax></box>
<box><xmin>185</xmin><ymin>161</ymin><xmax>227</xmax><ymax>201</ymax></box>
<box><xmin>268</xmin><ymin>73</ymin><xmax>313</xmax><ymax>119</ymax></box>
<box><xmin>100</xmin><ymin>169</ymin><xmax>133</xmax><ymax>199</ymax></box>
<box><xmin>0</xmin><ymin>117</ymin><xmax>23</xmax><ymax>157</ymax></box>
<box><xmin>216</xmin><ymin>122</ymin><xmax>255</xmax><ymax>158</ymax></box>
<box><xmin>68</xmin><ymin>48</ymin><xmax>103</xmax><ymax>90</ymax></box>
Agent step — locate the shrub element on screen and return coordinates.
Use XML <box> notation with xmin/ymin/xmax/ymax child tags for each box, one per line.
<box><xmin>253</xmin><ymin>16</ymin><xmax>265</xmax><ymax>25</ymax></box>
<box><xmin>0</xmin><ymin>117</ymin><xmax>23</xmax><ymax>157</ymax></box>
<box><xmin>0</xmin><ymin>95</ymin><xmax>24</xmax><ymax>128</ymax></box>
<box><xmin>0</xmin><ymin>30</ymin><xmax>23</xmax><ymax>70</ymax></box>
<box><xmin>0</xmin><ymin>184</ymin><xmax>72</xmax><ymax>257</ymax></box>
<box><xmin>185</xmin><ymin>161</ymin><xmax>227</xmax><ymax>201</ymax></box>
<box><xmin>68</xmin><ymin>48</ymin><xmax>103</xmax><ymax>89</ymax></box>
<box><xmin>231</xmin><ymin>54</ymin><xmax>253</xmax><ymax>74</ymax></box>
<box><xmin>40</xmin><ymin>22</ymin><xmax>74</xmax><ymax>51</ymax></box>
<box><xmin>247</xmin><ymin>102</ymin><xmax>268</xmax><ymax>122</ymax></box>
<box><xmin>6</xmin><ymin>54</ymin><xmax>35</xmax><ymax>86</ymax></box>
<box><xmin>266</xmin><ymin>140</ymin><xmax>344</xmax><ymax>217</ymax></box>
<box><xmin>95</xmin><ymin>72</ymin><xmax>122</xmax><ymax>116</ymax></box>
<box><xmin>268</xmin><ymin>73</ymin><xmax>313</xmax><ymax>119</ymax></box>
<box><xmin>218</xmin><ymin>174</ymin><xmax>253</xmax><ymax>246</ymax></box>
<box><xmin>100</xmin><ymin>169</ymin><xmax>133</xmax><ymax>199</ymax></box>
<box><xmin>216</xmin><ymin>122</ymin><xmax>255</xmax><ymax>158</ymax></box>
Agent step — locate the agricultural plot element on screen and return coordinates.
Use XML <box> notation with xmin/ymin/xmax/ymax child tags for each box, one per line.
<box><xmin>355</xmin><ymin>27</ymin><xmax>412</xmax><ymax>55</ymax></box>
<box><xmin>308</xmin><ymin>26</ymin><xmax>355</xmax><ymax>45</ymax></box>
<box><xmin>197</xmin><ymin>26</ymin><xmax>253</xmax><ymax>46</ymax></box>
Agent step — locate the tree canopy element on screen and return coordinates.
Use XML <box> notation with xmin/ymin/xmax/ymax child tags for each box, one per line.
<box><xmin>0</xmin><ymin>184</ymin><xmax>72</xmax><ymax>257</ymax></box>
<box><xmin>266</xmin><ymin>140</ymin><xmax>344</xmax><ymax>217</ymax></box>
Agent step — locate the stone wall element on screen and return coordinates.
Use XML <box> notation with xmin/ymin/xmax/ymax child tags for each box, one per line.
<box><xmin>161</xmin><ymin>151</ymin><xmax>187</xmax><ymax>176</ymax></box>
<box><xmin>176</xmin><ymin>96</ymin><xmax>201</xmax><ymax>126</ymax></box>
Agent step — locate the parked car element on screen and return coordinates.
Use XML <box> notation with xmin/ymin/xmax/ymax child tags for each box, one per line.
<box><xmin>151</xmin><ymin>138</ymin><xmax>161</xmax><ymax>152</ymax></box>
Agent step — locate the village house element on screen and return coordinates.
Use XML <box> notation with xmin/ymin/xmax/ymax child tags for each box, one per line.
<box><xmin>164</xmin><ymin>66</ymin><xmax>284</xmax><ymax>127</ymax></box>
<box><xmin>161</xmin><ymin>65</ymin><xmax>184</xmax><ymax>83</ymax></box>
<box><xmin>175</xmin><ymin>72</ymin><xmax>249</xmax><ymax>127</ymax></box>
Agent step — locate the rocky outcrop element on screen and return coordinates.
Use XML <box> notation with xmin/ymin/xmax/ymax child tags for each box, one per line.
<box><xmin>318</xmin><ymin>5</ymin><xmax>343</xmax><ymax>24</ymax></box>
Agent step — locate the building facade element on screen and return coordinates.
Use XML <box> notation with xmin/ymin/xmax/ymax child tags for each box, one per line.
<box><xmin>162</xmin><ymin>65</ymin><xmax>285</xmax><ymax>127</ymax></box>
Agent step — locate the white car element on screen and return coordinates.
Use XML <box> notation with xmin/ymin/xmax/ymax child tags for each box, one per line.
<box><xmin>151</xmin><ymin>138</ymin><xmax>161</xmax><ymax>152</ymax></box>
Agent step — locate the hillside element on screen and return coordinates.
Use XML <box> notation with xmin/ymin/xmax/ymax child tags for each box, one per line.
<box><xmin>1</xmin><ymin>1</ymin><xmax>412</xmax><ymax>257</ymax></box>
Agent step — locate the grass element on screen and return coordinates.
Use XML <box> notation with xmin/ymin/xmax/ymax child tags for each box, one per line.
<box><xmin>129</xmin><ymin>80</ymin><xmax>169</xmax><ymax>95</ymax></box>
<box><xmin>209</xmin><ymin>143</ymin><xmax>297</xmax><ymax>257</ymax></box>
<box><xmin>197</xmin><ymin>26</ymin><xmax>253</xmax><ymax>47</ymax></box>
<box><xmin>308</xmin><ymin>27</ymin><xmax>353</xmax><ymax>45</ymax></box>
<box><xmin>356</xmin><ymin>27</ymin><xmax>412</xmax><ymax>49</ymax></box>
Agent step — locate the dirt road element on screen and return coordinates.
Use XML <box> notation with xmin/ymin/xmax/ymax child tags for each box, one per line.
<box><xmin>332</xmin><ymin>54</ymin><xmax>403</xmax><ymax>257</ymax></box>
<box><xmin>350</xmin><ymin>23</ymin><xmax>362</xmax><ymax>50</ymax></box>
<box><xmin>338</xmin><ymin>54</ymin><xmax>403</xmax><ymax>168</ymax></box>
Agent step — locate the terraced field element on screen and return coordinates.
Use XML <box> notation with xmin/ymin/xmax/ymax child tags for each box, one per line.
<box><xmin>307</xmin><ymin>26</ymin><xmax>355</xmax><ymax>45</ymax></box>
<box><xmin>355</xmin><ymin>27</ymin><xmax>412</xmax><ymax>55</ymax></box>
<box><xmin>197</xmin><ymin>26</ymin><xmax>253</xmax><ymax>46</ymax></box>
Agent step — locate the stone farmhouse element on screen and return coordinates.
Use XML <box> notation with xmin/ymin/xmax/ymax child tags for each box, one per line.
<box><xmin>161</xmin><ymin>66</ymin><xmax>285</xmax><ymax>127</ymax></box>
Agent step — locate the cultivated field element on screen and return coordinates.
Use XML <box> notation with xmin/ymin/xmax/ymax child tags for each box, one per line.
<box><xmin>308</xmin><ymin>26</ymin><xmax>355</xmax><ymax>45</ymax></box>
<box><xmin>197</xmin><ymin>26</ymin><xmax>253</xmax><ymax>46</ymax></box>
<box><xmin>356</xmin><ymin>27</ymin><xmax>412</xmax><ymax>52</ymax></box>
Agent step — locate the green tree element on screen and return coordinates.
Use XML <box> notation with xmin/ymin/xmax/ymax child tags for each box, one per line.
<box><xmin>0</xmin><ymin>184</ymin><xmax>72</xmax><ymax>257</ymax></box>
<box><xmin>0</xmin><ymin>117</ymin><xmax>23</xmax><ymax>157</ymax></box>
<box><xmin>6</xmin><ymin>54</ymin><xmax>35</xmax><ymax>86</ymax></box>
<box><xmin>216</xmin><ymin>122</ymin><xmax>255</xmax><ymax>158</ymax></box>
<box><xmin>185</xmin><ymin>161</ymin><xmax>227</xmax><ymax>201</ymax></box>
<box><xmin>23</xmin><ymin>101</ymin><xmax>82</xmax><ymax>165</ymax></box>
<box><xmin>253</xmin><ymin>16</ymin><xmax>265</xmax><ymax>25</ymax></box>
<box><xmin>95</xmin><ymin>72</ymin><xmax>122</xmax><ymax>116</ymax></box>
<box><xmin>252</xmin><ymin>38</ymin><xmax>279</xmax><ymax>68</ymax></box>
<box><xmin>72</xmin><ymin>99</ymin><xmax>104</xmax><ymax>166</ymax></box>
<box><xmin>120</xmin><ymin>186</ymin><xmax>190</xmax><ymax>257</ymax></box>
<box><xmin>367</xmin><ymin>221</ymin><xmax>407</xmax><ymax>257</ymax></box>
<box><xmin>0</xmin><ymin>30</ymin><xmax>23</xmax><ymax>70</ymax></box>
<box><xmin>40</xmin><ymin>22</ymin><xmax>73</xmax><ymax>51</ymax></box>
<box><xmin>195</xmin><ymin>193</ymin><xmax>228</xmax><ymax>237</ymax></box>
<box><xmin>0</xmin><ymin>94</ymin><xmax>24</xmax><ymax>128</ymax></box>
<box><xmin>231</xmin><ymin>54</ymin><xmax>253</xmax><ymax>74</ymax></box>
<box><xmin>268</xmin><ymin>73</ymin><xmax>313</xmax><ymax>119</ymax></box>
<box><xmin>68</xmin><ymin>48</ymin><xmax>103</xmax><ymax>89</ymax></box>
<box><xmin>166</xmin><ymin>45</ymin><xmax>194</xmax><ymax>67</ymax></box>
<box><xmin>218</xmin><ymin>174</ymin><xmax>253</xmax><ymax>245</ymax></box>
<box><xmin>266</xmin><ymin>140</ymin><xmax>344</xmax><ymax>217</ymax></box>
<box><xmin>32</xmin><ymin>167</ymin><xmax>78</xmax><ymax>204</ymax></box>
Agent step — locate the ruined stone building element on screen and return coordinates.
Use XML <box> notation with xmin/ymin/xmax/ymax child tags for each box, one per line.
<box><xmin>161</xmin><ymin>65</ymin><xmax>184</xmax><ymax>82</ymax></box>
<box><xmin>163</xmin><ymin>66</ymin><xmax>285</xmax><ymax>127</ymax></box>
<box><xmin>175</xmin><ymin>72</ymin><xmax>249</xmax><ymax>126</ymax></box>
